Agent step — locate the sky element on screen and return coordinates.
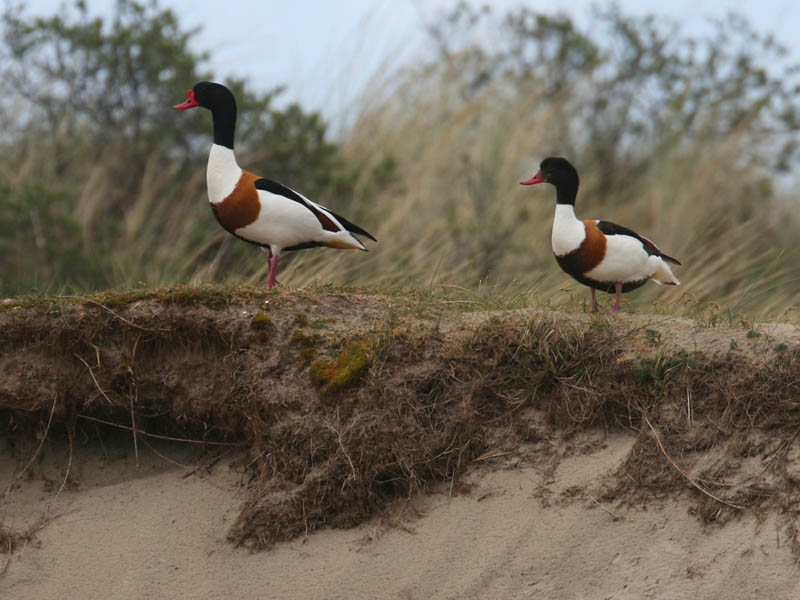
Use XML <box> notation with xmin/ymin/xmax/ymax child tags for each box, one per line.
<box><xmin>21</xmin><ymin>0</ymin><xmax>800</xmax><ymax>124</ymax></box>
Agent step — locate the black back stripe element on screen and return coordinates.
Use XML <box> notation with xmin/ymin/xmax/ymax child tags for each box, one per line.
<box><xmin>254</xmin><ymin>177</ymin><xmax>304</xmax><ymax>202</ymax></box>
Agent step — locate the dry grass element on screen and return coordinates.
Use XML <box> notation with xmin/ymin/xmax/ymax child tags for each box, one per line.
<box><xmin>2</xmin><ymin>60</ymin><xmax>799</xmax><ymax>323</ymax></box>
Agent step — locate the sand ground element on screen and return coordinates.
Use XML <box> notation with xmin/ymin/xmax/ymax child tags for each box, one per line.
<box><xmin>3</xmin><ymin>433</ymin><xmax>798</xmax><ymax>600</ymax></box>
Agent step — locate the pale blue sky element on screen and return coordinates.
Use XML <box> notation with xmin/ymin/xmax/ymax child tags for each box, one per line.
<box><xmin>23</xmin><ymin>0</ymin><xmax>800</xmax><ymax>123</ymax></box>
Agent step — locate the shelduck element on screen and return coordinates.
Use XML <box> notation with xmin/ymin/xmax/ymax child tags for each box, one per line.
<box><xmin>520</xmin><ymin>157</ymin><xmax>680</xmax><ymax>313</ymax></box>
<box><xmin>174</xmin><ymin>81</ymin><xmax>376</xmax><ymax>288</ymax></box>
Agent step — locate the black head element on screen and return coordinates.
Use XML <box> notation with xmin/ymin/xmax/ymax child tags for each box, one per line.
<box><xmin>520</xmin><ymin>156</ymin><xmax>579</xmax><ymax>204</ymax></box>
<box><xmin>173</xmin><ymin>81</ymin><xmax>237</xmax><ymax>113</ymax></box>
<box><xmin>521</xmin><ymin>157</ymin><xmax>579</xmax><ymax>188</ymax></box>
<box><xmin>174</xmin><ymin>82</ymin><xmax>238</xmax><ymax>148</ymax></box>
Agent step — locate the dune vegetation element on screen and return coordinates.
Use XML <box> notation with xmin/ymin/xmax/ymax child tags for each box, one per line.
<box><xmin>1</xmin><ymin>287</ymin><xmax>800</xmax><ymax>551</ymax></box>
<box><xmin>0</xmin><ymin>1</ymin><xmax>798</xmax><ymax>321</ymax></box>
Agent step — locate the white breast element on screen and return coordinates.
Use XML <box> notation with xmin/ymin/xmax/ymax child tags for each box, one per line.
<box><xmin>551</xmin><ymin>204</ymin><xmax>586</xmax><ymax>256</ymax></box>
<box><xmin>206</xmin><ymin>144</ymin><xmax>242</xmax><ymax>205</ymax></box>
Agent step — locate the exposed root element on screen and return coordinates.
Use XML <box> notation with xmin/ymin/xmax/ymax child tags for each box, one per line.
<box><xmin>643</xmin><ymin>416</ymin><xmax>746</xmax><ymax>511</ymax></box>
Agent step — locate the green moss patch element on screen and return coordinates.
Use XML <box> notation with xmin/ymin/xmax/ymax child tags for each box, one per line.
<box><xmin>309</xmin><ymin>341</ymin><xmax>371</xmax><ymax>393</ymax></box>
<box><xmin>250</xmin><ymin>312</ymin><xmax>273</xmax><ymax>332</ymax></box>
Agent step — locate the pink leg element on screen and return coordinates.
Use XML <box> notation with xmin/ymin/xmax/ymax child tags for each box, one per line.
<box><xmin>262</xmin><ymin>248</ymin><xmax>273</xmax><ymax>288</ymax></box>
<box><xmin>611</xmin><ymin>282</ymin><xmax>622</xmax><ymax>313</ymax></box>
<box><xmin>266</xmin><ymin>253</ymin><xmax>280</xmax><ymax>289</ymax></box>
<box><xmin>590</xmin><ymin>288</ymin><xmax>601</xmax><ymax>313</ymax></box>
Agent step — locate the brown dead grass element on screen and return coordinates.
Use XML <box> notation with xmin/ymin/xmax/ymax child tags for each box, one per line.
<box><xmin>1</xmin><ymin>287</ymin><xmax>800</xmax><ymax>551</ymax></box>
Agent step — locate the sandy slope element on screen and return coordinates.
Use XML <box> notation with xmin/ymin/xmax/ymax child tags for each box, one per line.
<box><xmin>3</xmin><ymin>292</ymin><xmax>800</xmax><ymax>598</ymax></box>
<box><xmin>3</xmin><ymin>433</ymin><xmax>798</xmax><ymax>600</ymax></box>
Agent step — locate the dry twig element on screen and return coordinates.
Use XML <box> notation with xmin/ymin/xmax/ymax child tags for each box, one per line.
<box><xmin>59</xmin><ymin>296</ymin><xmax>169</xmax><ymax>332</ymax></box>
<box><xmin>8</xmin><ymin>393</ymin><xmax>58</xmax><ymax>491</ymax></box>
<box><xmin>76</xmin><ymin>414</ymin><xmax>242</xmax><ymax>446</ymax></box>
<box><xmin>74</xmin><ymin>353</ymin><xmax>113</xmax><ymax>405</ymax></box>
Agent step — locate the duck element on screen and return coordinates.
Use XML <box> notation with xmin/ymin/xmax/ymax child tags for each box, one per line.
<box><xmin>520</xmin><ymin>157</ymin><xmax>680</xmax><ymax>313</ymax></box>
<box><xmin>174</xmin><ymin>81</ymin><xmax>376</xmax><ymax>288</ymax></box>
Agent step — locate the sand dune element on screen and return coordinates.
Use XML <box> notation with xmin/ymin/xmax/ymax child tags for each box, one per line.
<box><xmin>3</xmin><ymin>432</ymin><xmax>798</xmax><ymax>599</ymax></box>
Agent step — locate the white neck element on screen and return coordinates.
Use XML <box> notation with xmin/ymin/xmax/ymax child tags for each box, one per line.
<box><xmin>206</xmin><ymin>144</ymin><xmax>242</xmax><ymax>204</ymax></box>
<box><xmin>551</xmin><ymin>204</ymin><xmax>586</xmax><ymax>256</ymax></box>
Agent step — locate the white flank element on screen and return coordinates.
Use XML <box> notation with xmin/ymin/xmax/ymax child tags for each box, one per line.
<box><xmin>551</xmin><ymin>204</ymin><xmax>586</xmax><ymax>256</ymax></box>
<box><xmin>206</xmin><ymin>144</ymin><xmax>242</xmax><ymax>205</ymax></box>
<box><xmin>584</xmin><ymin>235</ymin><xmax>679</xmax><ymax>285</ymax></box>
<box><xmin>235</xmin><ymin>188</ymin><xmax>365</xmax><ymax>254</ymax></box>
